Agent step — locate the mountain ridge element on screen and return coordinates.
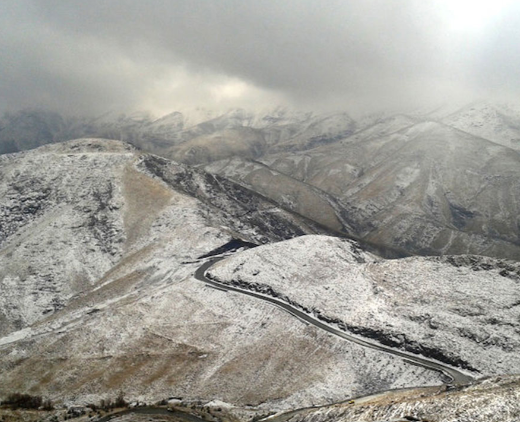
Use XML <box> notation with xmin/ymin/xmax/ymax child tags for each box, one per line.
<box><xmin>0</xmin><ymin>139</ymin><xmax>445</xmax><ymax>412</ymax></box>
<box><xmin>2</xmin><ymin>104</ymin><xmax>520</xmax><ymax>258</ymax></box>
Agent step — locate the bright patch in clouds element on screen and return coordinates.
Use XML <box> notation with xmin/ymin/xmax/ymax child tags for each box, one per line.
<box><xmin>438</xmin><ymin>0</ymin><xmax>513</xmax><ymax>31</ymax></box>
<box><xmin>211</xmin><ymin>80</ymin><xmax>249</xmax><ymax>101</ymax></box>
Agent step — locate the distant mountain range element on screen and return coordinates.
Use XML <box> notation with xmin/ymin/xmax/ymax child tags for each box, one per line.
<box><xmin>1</xmin><ymin>102</ymin><xmax>519</xmax><ymax>261</ymax></box>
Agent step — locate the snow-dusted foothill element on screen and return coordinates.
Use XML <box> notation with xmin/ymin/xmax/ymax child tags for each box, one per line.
<box><xmin>0</xmin><ymin>138</ymin><xmax>313</xmax><ymax>338</ymax></box>
<box><xmin>0</xmin><ymin>140</ymin><xmax>441</xmax><ymax>411</ymax></box>
<box><xmin>279</xmin><ymin>375</ymin><xmax>520</xmax><ymax>422</ymax></box>
<box><xmin>208</xmin><ymin>235</ymin><xmax>520</xmax><ymax>377</ymax></box>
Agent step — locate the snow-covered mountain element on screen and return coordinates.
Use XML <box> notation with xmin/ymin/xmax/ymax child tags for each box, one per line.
<box><xmin>441</xmin><ymin>102</ymin><xmax>520</xmax><ymax>150</ymax></box>
<box><xmin>217</xmin><ymin>120</ymin><xmax>520</xmax><ymax>259</ymax></box>
<box><xmin>0</xmin><ymin>107</ymin><xmax>354</xmax><ymax>160</ymax></box>
<box><xmin>0</xmin><ymin>139</ymin><xmax>441</xmax><ymax>411</ymax></box>
<box><xmin>1</xmin><ymin>139</ymin><xmax>519</xmax><ymax>419</ymax></box>
<box><xmin>2</xmin><ymin>102</ymin><xmax>520</xmax><ymax>261</ymax></box>
<box><xmin>163</xmin><ymin>109</ymin><xmax>356</xmax><ymax>162</ymax></box>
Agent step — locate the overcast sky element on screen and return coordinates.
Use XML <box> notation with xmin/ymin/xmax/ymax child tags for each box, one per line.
<box><xmin>1</xmin><ymin>0</ymin><xmax>520</xmax><ymax>116</ymax></box>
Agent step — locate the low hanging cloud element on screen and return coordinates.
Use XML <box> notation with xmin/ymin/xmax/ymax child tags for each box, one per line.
<box><xmin>1</xmin><ymin>0</ymin><xmax>520</xmax><ymax>116</ymax></box>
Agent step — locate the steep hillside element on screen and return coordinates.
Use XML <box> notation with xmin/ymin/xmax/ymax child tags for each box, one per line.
<box><xmin>337</xmin><ymin>122</ymin><xmax>520</xmax><ymax>258</ymax></box>
<box><xmin>204</xmin><ymin>157</ymin><xmax>351</xmax><ymax>237</ymax></box>
<box><xmin>250</xmin><ymin>122</ymin><xmax>520</xmax><ymax>259</ymax></box>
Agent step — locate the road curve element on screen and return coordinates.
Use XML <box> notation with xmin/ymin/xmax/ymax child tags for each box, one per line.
<box><xmin>194</xmin><ymin>258</ymin><xmax>474</xmax><ymax>385</ymax></box>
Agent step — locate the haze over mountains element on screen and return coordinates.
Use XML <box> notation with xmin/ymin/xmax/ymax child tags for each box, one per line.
<box><xmin>2</xmin><ymin>101</ymin><xmax>519</xmax><ymax>261</ymax></box>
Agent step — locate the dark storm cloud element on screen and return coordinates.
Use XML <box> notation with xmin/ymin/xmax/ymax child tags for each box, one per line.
<box><xmin>1</xmin><ymin>0</ymin><xmax>520</xmax><ymax>115</ymax></box>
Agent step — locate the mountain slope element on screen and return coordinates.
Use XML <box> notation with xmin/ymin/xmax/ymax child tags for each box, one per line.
<box><xmin>273</xmin><ymin>375</ymin><xmax>520</xmax><ymax>422</ymax></box>
<box><xmin>204</xmin><ymin>157</ymin><xmax>350</xmax><ymax>237</ymax></box>
<box><xmin>442</xmin><ymin>102</ymin><xmax>520</xmax><ymax>150</ymax></box>
<box><xmin>0</xmin><ymin>139</ymin><xmax>441</xmax><ymax>410</ymax></box>
<box><xmin>0</xmin><ymin>138</ymin><xmax>326</xmax><ymax>338</ymax></box>
<box><xmin>243</xmin><ymin>121</ymin><xmax>520</xmax><ymax>259</ymax></box>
